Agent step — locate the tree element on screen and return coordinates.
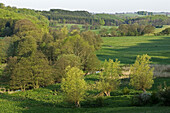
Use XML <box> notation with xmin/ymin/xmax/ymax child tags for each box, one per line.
<box><xmin>130</xmin><ymin>54</ymin><xmax>154</xmax><ymax>92</ymax></box>
<box><xmin>61</xmin><ymin>67</ymin><xmax>86</xmax><ymax>107</ymax></box>
<box><xmin>99</xmin><ymin>28</ymin><xmax>108</xmax><ymax>37</ymax></box>
<box><xmin>0</xmin><ymin>3</ymin><xmax>5</xmax><ymax>8</ymax></box>
<box><xmin>10</xmin><ymin>57</ymin><xmax>32</xmax><ymax>91</ymax></box>
<box><xmin>99</xmin><ymin>19</ymin><xmax>105</xmax><ymax>26</ymax></box>
<box><xmin>17</xmin><ymin>36</ymin><xmax>37</xmax><ymax>58</ymax></box>
<box><xmin>61</xmin><ymin>33</ymin><xmax>100</xmax><ymax>73</ymax></box>
<box><xmin>30</xmin><ymin>52</ymin><xmax>53</xmax><ymax>89</ymax></box>
<box><xmin>118</xmin><ymin>24</ymin><xmax>129</xmax><ymax>36</ymax></box>
<box><xmin>81</xmin><ymin>31</ymin><xmax>102</xmax><ymax>50</ymax></box>
<box><xmin>9</xmin><ymin>52</ymin><xmax>53</xmax><ymax>90</ymax></box>
<box><xmin>61</xmin><ymin>26</ymin><xmax>68</xmax><ymax>38</ymax></box>
<box><xmin>97</xmin><ymin>59</ymin><xmax>121</xmax><ymax>96</ymax></box>
<box><xmin>143</xmin><ymin>25</ymin><xmax>155</xmax><ymax>35</ymax></box>
<box><xmin>54</xmin><ymin>54</ymin><xmax>82</xmax><ymax>82</ymax></box>
<box><xmin>70</xmin><ymin>25</ymin><xmax>80</xmax><ymax>32</ymax></box>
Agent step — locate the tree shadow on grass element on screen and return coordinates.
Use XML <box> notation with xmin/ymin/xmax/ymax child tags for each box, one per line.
<box><xmin>97</xmin><ymin>36</ymin><xmax>170</xmax><ymax>65</ymax></box>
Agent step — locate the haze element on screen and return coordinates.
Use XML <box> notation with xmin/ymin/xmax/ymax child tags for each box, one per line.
<box><xmin>0</xmin><ymin>0</ymin><xmax>170</xmax><ymax>13</ymax></box>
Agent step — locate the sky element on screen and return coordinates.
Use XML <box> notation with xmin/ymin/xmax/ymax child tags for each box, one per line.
<box><xmin>0</xmin><ymin>0</ymin><xmax>170</xmax><ymax>13</ymax></box>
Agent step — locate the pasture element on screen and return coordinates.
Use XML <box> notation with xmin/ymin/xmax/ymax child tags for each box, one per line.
<box><xmin>96</xmin><ymin>36</ymin><xmax>170</xmax><ymax>65</ymax></box>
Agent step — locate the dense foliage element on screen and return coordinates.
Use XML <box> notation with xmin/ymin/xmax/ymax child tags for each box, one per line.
<box><xmin>0</xmin><ymin>3</ymin><xmax>102</xmax><ymax>91</ymax></box>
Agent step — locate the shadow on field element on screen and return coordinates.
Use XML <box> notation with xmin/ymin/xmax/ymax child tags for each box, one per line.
<box><xmin>97</xmin><ymin>36</ymin><xmax>170</xmax><ymax>64</ymax></box>
<box><xmin>0</xmin><ymin>92</ymin><xmax>66</xmax><ymax>113</ymax></box>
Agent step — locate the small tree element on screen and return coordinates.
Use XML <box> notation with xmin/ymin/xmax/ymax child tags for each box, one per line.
<box><xmin>130</xmin><ymin>54</ymin><xmax>154</xmax><ymax>92</ymax></box>
<box><xmin>99</xmin><ymin>19</ymin><xmax>105</xmax><ymax>26</ymax></box>
<box><xmin>61</xmin><ymin>67</ymin><xmax>86</xmax><ymax>107</ymax></box>
<box><xmin>97</xmin><ymin>59</ymin><xmax>121</xmax><ymax>96</ymax></box>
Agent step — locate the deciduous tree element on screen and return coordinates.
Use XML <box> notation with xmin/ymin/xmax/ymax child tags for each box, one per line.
<box><xmin>61</xmin><ymin>67</ymin><xmax>86</xmax><ymax>107</ymax></box>
<box><xmin>130</xmin><ymin>54</ymin><xmax>154</xmax><ymax>92</ymax></box>
<box><xmin>97</xmin><ymin>59</ymin><xmax>121</xmax><ymax>96</ymax></box>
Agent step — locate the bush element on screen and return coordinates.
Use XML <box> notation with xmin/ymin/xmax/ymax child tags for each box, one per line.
<box><xmin>122</xmin><ymin>87</ymin><xmax>130</xmax><ymax>95</ymax></box>
<box><xmin>159</xmin><ymin>87</ymin><xmax>170</xmax><ymax>106</ymax></box>
<box><xmin>95</xmin><ymin>96</ymin><xmax>104</xmax><ymax>107</ymax></box>
<box><xmin>150</xmin><ymin>92</ymin><xmax>160</xmax><ymax>105</ymax></box>
<box><xmin>82</xmin><ymin>96</ymin><xmax>105</xmax><ymax>107</ymax></box>
<box><xmin>131</xmin><ymin>92</ymin><xmax>151</xmax><ymax>106</ymax></box>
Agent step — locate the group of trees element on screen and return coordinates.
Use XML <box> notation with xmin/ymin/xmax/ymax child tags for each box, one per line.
<box><xmin>0</xmin><ymin>18</ymin><xmax>17</xmax><ymax>37</ymax></box>
<box><xmin>128</xmin><ymin>15</ymin><xmax>170</xmax><ymax>27</ymax></box>
<box><xmin>1</xmin><ymin>17</ymin><xmax>102</xmax><ymax>91</ymax></box>
<box><xmin>42</xmin><ymin>9</ymin><xmax>123</xmax><ymax>26</ymax></box>
<box><xmin>0</xmin><ymin>3</ymin><xmax>49</xmax><ymax>33</ymax></box>
<box><xmin>61</xmin><ymin>54</ymin><xmax>154</xmax><ymax>107</ymax></box>
<box><xmin>137</xmin><ymin>11</ymin><xmax>153</xmax><ymax>16</ymax></box>
<box><xmin>42</xmin><ymin>8</ymin><xmax>170</xmax><ymax>28</ymax></box>
<box><xmin>99</xmin><ymin>24</ymin><xmax>155</xmax><ymax>37</ymax></box>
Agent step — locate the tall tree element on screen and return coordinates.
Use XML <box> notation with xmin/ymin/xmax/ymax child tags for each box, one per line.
<box><xmin>142</xmin><ymin>25</ymin><xmax>155</xmax><ymax>35</ymax></box>
<box><xmin>97</xmin><ymin>59</ymin><xmax>121</xmax><ymax>96</ymax></box>
<box><xmin>54</xmin><ymin>54</ymin><xmax>82</xmax><ymax>82</ymax></box>
<box><xmin>61</xmin><ymin>67</ymin><xmax>86</xmax><ymax>107</ymax></box>
<box><xmin>61</xmin><ymin>33</ymin><xmax>100</xmax><ymax>73</ymax></box>
<box><xmin>81</xmin><ymin>31</ymin><xmax>102</xmax><ymax>50</ymax></box>
<box><xmin>10</xmin><ymin>57</ymin><xmax>32</xmax><ymax>91</ymax></box>
<box><xmin>31</xmin><ymin>52</ymin><xmax>53</xmax><ymax>89</ymax></box>
<box><xmin>130</xmin><ymin>54</ymin><xmax>154</xmax><ymax>92</ymax></box>
<box><xmin>17</xmin><ymin>36</ymin><xmax>37</xmax><ymax>58</ymax></box>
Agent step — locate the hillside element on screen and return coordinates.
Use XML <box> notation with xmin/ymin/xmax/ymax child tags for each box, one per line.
<box><xmin>0</xmin><ymin>7</ymin><xmax>49</xmax><ymax>31</ymax></box>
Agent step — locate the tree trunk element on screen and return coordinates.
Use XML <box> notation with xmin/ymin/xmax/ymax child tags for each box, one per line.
<box><xmin>75</xmin><ymin>101</ymin><xmax>80</xmax><ymax>108</ymax></box>
<box><xmin>104</xmin><ymin>91</ymin><xmax>110</xmax><ymax>96</ymax></box>
<box><xmin>35</xmin><ymin>80</ymin><xmax>39</xmax><ymax>89</ymax></box>
<box><xmin>23</xmin><ymin>84</ymin><xmax>25</xmax><ymax>91</ymax></box>
<box><xmin>142</xmin><ymin>88</ymin><xmax>146</xmax><ymax>92</ymax></box>
<box><xmin>108</xmin><ymin>92</ymin><xmax>110</xmax><ymax>96</ymax></box>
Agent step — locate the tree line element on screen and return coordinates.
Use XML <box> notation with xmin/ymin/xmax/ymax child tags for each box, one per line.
<box><xmin>99</xmin><ymin>24</ymin><xmax>155</xmax><ymax>37</ymax></box>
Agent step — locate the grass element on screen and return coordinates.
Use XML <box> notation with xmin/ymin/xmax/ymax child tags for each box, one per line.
<box><xmin>0</xmin><ymin>74</ymin><xmax>170</xmax><ymax>113</ymax></box>
<box><xmin>96</xmin><ymin>36</ymin><xmax>170</xmax><ymax>65</ymax></box>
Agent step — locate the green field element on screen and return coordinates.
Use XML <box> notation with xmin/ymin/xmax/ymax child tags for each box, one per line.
<box><xmin>96</xmin><ymin>36</ymin><xmax>170</xmax><ymax>65</ymax></box>
<box><xmin>0</xmin><ymin>75</ymin><xmax>170</xmax><ymax>113</ymax></box>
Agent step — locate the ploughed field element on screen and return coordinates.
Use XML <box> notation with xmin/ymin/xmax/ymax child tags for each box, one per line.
<box><xmin>96</xmin><ymin>36</ymin><xmax>170</xmax><ymax>65</ymax></box>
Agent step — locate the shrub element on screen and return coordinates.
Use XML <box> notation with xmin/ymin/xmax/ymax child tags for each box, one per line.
<box><xmin>140</xmin><ymin>92</ymin><xmax>151</xmax><ymax>103</ymax></box>
<box><xmin>150</xmin><ymin>92</ymin><xmax>160</xmax><ymax>105</ymax></box>
<box><xmin>95</xmin><ymin>96</ymin><xmax>104</xmax><ymax>107</ymax></box>
<box><xmin>159</xmin><ymin>87</ymin><xmax>170</xmax><ymax>106</ymax></box>
<box><xmin>131</xmin><ymin>92</ymin><xmax>151</xmax><ymax>106</ymax></box>
<box><xmin>122</xmin><ymin>87</ymin><xmax>130</xmax><ymax>95</ymax></box>
<box><xmin>83</xmin><ymin>96</ymin><xmax>105</xmax><ymax>107</ymax></box>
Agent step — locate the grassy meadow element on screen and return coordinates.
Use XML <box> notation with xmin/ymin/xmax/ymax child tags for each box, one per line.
<box><xmin>96</xmin><ymin>36</ymin><xmax>170</xmax><ymax>65</ymax></box>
